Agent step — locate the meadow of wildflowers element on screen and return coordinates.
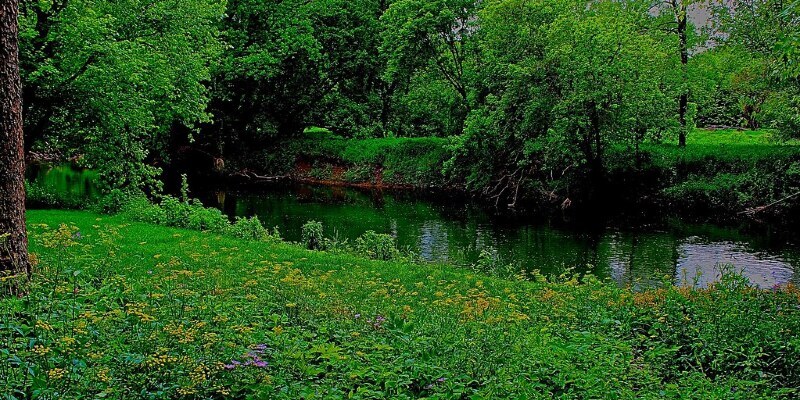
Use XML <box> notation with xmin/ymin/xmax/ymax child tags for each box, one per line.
<box><xmin>1</xmin><ymin>210</ymin><xmax>799</xmax><ymax>399</ymax></box>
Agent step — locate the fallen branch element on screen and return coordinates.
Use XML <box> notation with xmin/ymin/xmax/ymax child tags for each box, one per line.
<box><xmin>739</xmin><ymin>191</ymin><xmax>800</xmax><ymax>216</ymax></box>
<box><xmin>232</xmin><ymin>171</ymin><xmax>288</xmax><ymax>182</ymax></box>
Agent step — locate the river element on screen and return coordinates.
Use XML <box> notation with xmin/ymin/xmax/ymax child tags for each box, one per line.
<box><xmin>28</xmin><ymin>164</ymin><xmax>800</xmax><ymax>288</ymax></box>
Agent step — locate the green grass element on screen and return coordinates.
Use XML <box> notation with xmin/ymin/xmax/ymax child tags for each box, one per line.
<box><xmin>605</xmin><ymin>129</ymin><xmax>800</xmax><ymax>213</ymax></box>
<box><xmin>257</xmin><ymin>131</ymin><xmax>452</xmax><ymax>187</ymax></box>
<box><xmin>681</xmin><ymin>128</ymin><xmax>796</xmax><ymax>146</ymax></box>
<box><xmin>2</xmin><ymin>210</ymin><xmax>800</xmax><ymax>398</ymax></box>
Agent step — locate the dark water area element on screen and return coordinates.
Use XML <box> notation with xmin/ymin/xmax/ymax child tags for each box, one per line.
<box><xmin>190</xmin><ymin>182</ymin><xmax>800</xmax><ymax>289</ymax></box>
<box><xmin>26</xmin><ymin>163</ymin><xmax>101</xmax><ymax>200</ymax></box>
<box><xmin>29</xmin><ymin>164</ymin><xmax>800</xmax><ymax>288</ymax></box>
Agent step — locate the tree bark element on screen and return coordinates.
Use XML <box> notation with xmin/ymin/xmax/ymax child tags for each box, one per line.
<box><xmin>0</xmin><ymin>0</ymin><xmax>30</xmax><ymax>276</ymax></box>
<box><xmin>677</xmin><ymin>4</ymin><xmax>689</xmax><ymax>148</ymax></box>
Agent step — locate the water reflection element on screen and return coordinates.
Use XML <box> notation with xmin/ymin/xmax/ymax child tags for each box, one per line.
<box><xmin>196</xmin><ymin>183</ymin><xmax>800</xmax><ymax>288</ymax></box>
<box><xmin>27</xmin><ymin>165</ymin><xmax>800</xmax><ymax>288</ymax></box>
<box><xmin>26</xmin><ymin>163</ymin><xmax>100</xmax><ymax>200</ymax></box>
<box><xmin>676</xmin><ymin>239</ymin><xmax>797</xmax><ymax>288</ymax></box>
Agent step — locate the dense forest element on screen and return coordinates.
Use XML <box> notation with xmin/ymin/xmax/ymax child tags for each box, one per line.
<box><xmin>15</xmin><ymin>0</ymin><xmax>800</xmax><ymax>211</ymax></box>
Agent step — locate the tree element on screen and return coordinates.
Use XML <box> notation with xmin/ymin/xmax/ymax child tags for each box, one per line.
<box><xmin>305</xmin><ymin>0</ymin><xmax>387</xmax><ymax>137</ymax></box>
<box><xmin>380</xmin><ymin>0</ymin><xmax>481</xmax><ymax>135</ymax></box>
<box><xmin>650</xmin><ymin>0</ymin><xmax>704</xmax><ymax>147</ymax></box>
<box><xmin>1</xmin><ymin>0</ymin><xmax>30</xmax><ymax>276</ymax></box>
<box><xmin>448</xmin><ymin>0</ymin><xmax>676</xmax><ymax>206</ymax></box>
<box><xmin>711</xmin><ymin>0</ymin><xmax>800</xmax><ymax>136</ymax></box>
<box><xmin>205</xmin><ymin>0</ymin><xmax>324</xmax><ymax>153</ymax></box>
<box><xmin>18</xmin><ymin>0</ymin><xmax>224</xmax><ymax>192</ymax></box>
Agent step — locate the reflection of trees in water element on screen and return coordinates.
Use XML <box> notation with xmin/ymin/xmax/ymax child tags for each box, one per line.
<box><xmin>29</xmin><ymin>164</ymin><xmax>100</xmax><ymax>199</ymax></box>
<box><xmin>676</xmin><ymin>241</ymin><xmax>796</xmax><ymax>288</ymax></box>
<box><xmin>601</xmin><ymin>232</ymin><xmax>679</xmax><ymax>289</ymax></box>
<box><xmin>154</xmin><ymin>180</ymin><xmax>800</xmax><ymax>288</ymax></box>
<box><xmin>418</xmin><ymin>220</ymin><xmax>448</xmax><ymax>261</ymax></box>
<box><xmin>215</xmin><ymin>191</ymin><xmax>226</xmax><ymax>208</ymax></box>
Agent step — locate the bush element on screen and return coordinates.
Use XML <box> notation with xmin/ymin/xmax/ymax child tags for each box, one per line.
<box><xmin>354</xmin><ymin>230</ymin><xmax>400</xmax><ymax>261</ymax></box>
<box><xmin>229</xmin><ymin>216</ymin><xmax>269</xmax><ymax>241</ymax></box>
<box><xmin>121</xmin><ymin>196</ymin><xmax>167</xmax><ymax>224</ymax></box>
<box><xmin>161</xmin><ymin>196</ymin><xmax>192</xmax><ymax>228</ymax></box>
<box><xmin>187</xmin><ymin>202</ymin><xmax>230</xmax><ymax>233</ymax></box>
<box><xmin>96</xmin><ymin>189</ymin><xmax>132</xmax><ymax>214</ymax></box>
<box><xmin>301</xmin><ymin>221</ymin><xmax>325</xmax><ymax>250</ymax></box>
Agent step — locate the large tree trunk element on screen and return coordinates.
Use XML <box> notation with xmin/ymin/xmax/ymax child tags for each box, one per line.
<box><xmin>0</xmin><ymin>0</ymin><xmax>30</xmax><ymax>276</ymax></box>
<box><xmin>677</xmin><ymin>5</ymin><xmax>689</xmax><ymax>148</ymax></box>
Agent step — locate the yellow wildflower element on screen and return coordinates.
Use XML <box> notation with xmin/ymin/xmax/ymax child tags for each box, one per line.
<box><xmin>48</xmin><ymin>368</ymin><xmax>66</xmax><ymax>380</ymax></box>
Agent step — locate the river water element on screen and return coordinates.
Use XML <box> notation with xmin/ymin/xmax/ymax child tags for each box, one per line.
<box><xmin>29</xmin><ymin>165</ymin><xmax>800</xmax><ymax>288</ymax></box>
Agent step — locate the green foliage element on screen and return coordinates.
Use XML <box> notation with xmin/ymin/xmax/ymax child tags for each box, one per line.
<box><xmin>95</xmin><ymin>189</ymin><xmax>133</xmax><ymax>214</ymax></box>
<box><xmin>354</xmin><ymin>230</ymin><xmax>401</xmax><ymax>261</ymax></box>
<box><xmin>301</xmin><ymin>220</ymin><xmax>325</xmax><ymax>250</ymax></box>
<box><xmin>18</xmin><ymin>0</ymin><xmax>225</xmax><ymax>192</ymax></box>
<box><xmin>229</xmin><ymin>216</ymin><xmax>271</xmax><ymax>241</ymax></box>
<box><xmin>25</xmin><ymin>180</ymin><xmax>88</xmax><ymax>210</ymax></box>
<box><xmin>446</xmin><ymin>0</ymin><xmax>678</xmax><ymax>204</ymax></box>
<box><xmin>2</xmin><ymin>210</ymin><xmax>799</xmax><ymax>398</ymax></box>
<box><xmin>186</xmin><ymin>204</ymin><xmax>229</xmax><ymax>233</ymax></box>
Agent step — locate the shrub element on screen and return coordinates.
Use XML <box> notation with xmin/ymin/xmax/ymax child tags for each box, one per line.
<box><xmin>161</xmin><ymin>196</ymin><xmax>192</xmax><ymax>228</ymax></box>
<box><xmin>96</xmin><ymin>189</ymin><xmax>132</xmax><ymax>214</ymax></box>
<box><xmin>323</xmin><ymin>229</ymin><xmax>350</xmax><ymax>253</ymax></box>
<box><xmin>301</xmin><ymin>220</ymin><xmax>325</xmax><ymax>250</ymax></box>
<box><xmin>354</xmin><ymin>230</ymin><xmax>400</xmax><ymax>261</ymax></box>
<box><xmin>229</xmin><ymin>216</ymin><xmax>269</xmax><ymax>241</ymax></box>
<box><xmin>187</xmin><ymin>202</ymin><xmax>230</xmax><ymax>233</ymax></box>
<box><xmin>121</xmin><ymin>196</ymin><xmax>167</xmax><ymax>224</ymax></box>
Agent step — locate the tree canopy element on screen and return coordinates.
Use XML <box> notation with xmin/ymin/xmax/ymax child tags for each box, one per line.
<box><xmin>12</xmin><ymin>0</ymin><xmax>800</xmax><ymax>202</ymax></box>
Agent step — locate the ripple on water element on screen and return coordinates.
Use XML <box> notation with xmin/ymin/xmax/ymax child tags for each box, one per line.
<box><xmin>676</xmin><ymin>239</ymin><xmax>796</xmax><ymax>288</ymax></box>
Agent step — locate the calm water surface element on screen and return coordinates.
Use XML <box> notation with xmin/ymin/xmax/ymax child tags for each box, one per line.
<box><xmin>194</xmin><ymin>183</ymin><xmax>800</xmax><ymax>289</ymax></box>
<box><xmin>29</xmin><ymin>165</ymin><xmax>800</xmax><ymax>288</ymax></box>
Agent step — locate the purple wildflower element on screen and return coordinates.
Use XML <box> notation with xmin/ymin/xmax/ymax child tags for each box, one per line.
<box><xmin>424</xmin><ymin>377</ymin><xmax>447</xmax><ymax>390</ymax></box>
<box><xmin>224</xmin><ymin>360</ymin><xmax>241</xmax><ymax>370</ymax></box>
<box><xmin>225</xmin><ymin>345</ymin><xmax>271</xmax><ymax>370</ymax></box>
<box><xmin>354</xmin><ymin>313</ymin><xmax>361</xmax><ymax>319</ymax></box>
<box><xmin>251</xmin><ymin>344</ymin><xmax>268</xmax><ymax>352</ymax></box>
<box><xmin>371</xmin><ymin>314</ymin><xmax>387</xmax><ymax>329</ymax></box>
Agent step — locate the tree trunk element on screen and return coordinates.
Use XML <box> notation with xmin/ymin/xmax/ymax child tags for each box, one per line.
<box><xmin>677</xmin><ymin>6</ymin><xmax>689</xmax><ymax>148</ymax></box>
<box><xmin>0</xmin><ymin>0</ymin><xmax>30</xmax><ymax>276</ymax></box>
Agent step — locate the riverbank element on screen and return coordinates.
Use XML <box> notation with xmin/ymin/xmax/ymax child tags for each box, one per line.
<box><xmin>236</xmin><ymin>131</ymin><xmax>452</xmax><ymax>190</ymax></box>
<box><xmin>235</xmin><ymin>128</ymin><xmax>800</xmax><ymax>219</ymax></box>
<box><xmin>3</xmin><ymin>209</ymin><xmax>800</xmax><ymax>398</ymax></box>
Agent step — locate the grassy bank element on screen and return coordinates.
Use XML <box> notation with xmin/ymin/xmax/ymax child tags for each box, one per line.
<box><xmin>246</xmin><ymin>131</ymin><xmax>452</xmax><ymax>188</ymax></box>
<box><xmin>2</xmin><ymin>210</ymin><xmax>800</xmax><ymax>398</ymax></box>
<box><xmin>634</xmin><ymin>129</ymin><xmax>800</xmax><ymax>216</ymax></box>
<box><xmin>243</xmin><ymin>128</ymin><xmax>800</xmax><ymax>216</ymax></box>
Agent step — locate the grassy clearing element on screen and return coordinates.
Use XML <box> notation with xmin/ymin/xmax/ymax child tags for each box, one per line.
<box><xmin>674</xmin><ymin>128</ymin><xmax>798</xmax><ymax>146</ymax></box>
<box><xmin>2</xmin><ymin>210</ymin><xmax>800</xmax><ymax>398</ymax></box>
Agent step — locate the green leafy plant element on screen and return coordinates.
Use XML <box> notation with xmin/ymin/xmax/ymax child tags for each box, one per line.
<box><xmin>301</xmin><ymin>220</ymin><xmax>325</xmax><ymax>250</ymax></box>
<box><xmin>354</xmin><ymin>230</ymin><xmax>400</xmax><ymax>261</ymax></box>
